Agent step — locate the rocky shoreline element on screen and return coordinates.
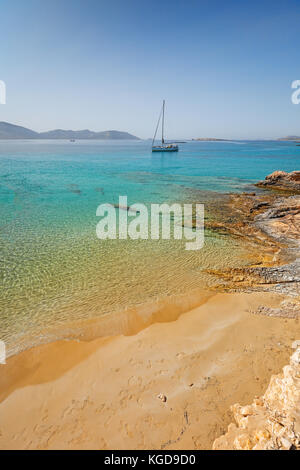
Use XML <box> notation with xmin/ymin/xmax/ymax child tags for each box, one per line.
<box><xmin>212</xmin><ymin>171</ymin><xmax>300</xmax><ymax>450</ymax></box>
<box><xmin>255</xmin><ymin>170</ymin><xmax>300</xmax><ymax>193</ymax></box>
<box><xmin>204</xmin><ymin>171</ymin><xmax>300</xmax><ymax>317</ymax></box>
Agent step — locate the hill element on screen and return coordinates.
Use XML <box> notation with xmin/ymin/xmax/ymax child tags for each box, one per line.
<box><xmin>0</xmin><ymin>122</ymin><xmax>140</xmax><ymax>140</ymax></box>
<box><xmin>0</xmin><ymin>122</ymin><xmax>39</xmax><ymax>139</ymax></box>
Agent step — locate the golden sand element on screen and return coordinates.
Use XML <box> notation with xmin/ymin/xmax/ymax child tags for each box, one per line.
<box><xmin>0</xmin><ymin>291</ymin><xmax>299</xmax><ymax>450</ymax></box>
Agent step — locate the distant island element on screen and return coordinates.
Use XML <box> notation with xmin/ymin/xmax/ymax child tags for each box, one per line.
<box><xmin>277</xmin><ymin>136</ymin><xmax>300</xmax><ymax>141</ymax></box>
<box><xmin>192</xmin><ymin>138</ymin><xmax>229</xmax><ymax>141</ymax></box>
<box><xmin>0</xmin><ymin>122</ymin><xmax>140</xmax><ymax>140</ymax></box>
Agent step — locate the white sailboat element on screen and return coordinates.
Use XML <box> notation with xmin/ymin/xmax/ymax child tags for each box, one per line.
<box><xmin>152</xmin><ymin>100</ymin><xmax>179</xmax><ymax>152</ymax></box>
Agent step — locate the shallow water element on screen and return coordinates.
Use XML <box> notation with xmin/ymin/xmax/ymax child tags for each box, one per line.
<box><xmin>1</xmin><ymin>139</ymin><xmax>300</xmax><ymax>353</ymax></box>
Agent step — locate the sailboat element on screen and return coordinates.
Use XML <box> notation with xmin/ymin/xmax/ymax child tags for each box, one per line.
<box><xmin>152</xmin><ymin>101</ymin><xmax>179</xmax><ymax>152</ymax></box>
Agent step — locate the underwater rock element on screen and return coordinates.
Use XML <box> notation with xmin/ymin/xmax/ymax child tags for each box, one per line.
<box><xmin>113</xmin><ymin>204</ymin><xmax>140</xmax><ymax>214</ymax></box>
<box><xmin>95</xmin><ymin>187</ymin><xmax>104</xmax><ymax>194</ymax></box>
<box><xmin>67</xmin><ymin>184</ymin><xmax>82</xmax><ymax>195</ymax></box>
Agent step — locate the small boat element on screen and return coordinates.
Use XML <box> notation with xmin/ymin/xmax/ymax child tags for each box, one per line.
<box><xmin>152</xmin><ymin>100</ymin><xmax>179</xmax><ymax>152</ymax></box>
<box><xmin>70</xmin><ymin>139</ymin><xmax>76</xmax><ymax>142</ymax></box>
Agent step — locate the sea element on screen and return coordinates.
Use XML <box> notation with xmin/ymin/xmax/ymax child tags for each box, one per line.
<box><xmin>1</xmin><ymin>139</ymin><xmax>299</xmax><ymax>354</ymax></box>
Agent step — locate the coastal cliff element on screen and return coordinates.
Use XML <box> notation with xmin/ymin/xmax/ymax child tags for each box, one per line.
<box><xmin>213</xmin><ymin>344</ymin><xmax>300</xmax><ymax>450</ymax></box>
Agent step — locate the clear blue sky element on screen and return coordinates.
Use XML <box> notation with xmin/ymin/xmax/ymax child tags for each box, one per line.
<box><xmin>0</xmin><ymin>0</ymin><xmax>299</xmax><ymax>139</ymax></box>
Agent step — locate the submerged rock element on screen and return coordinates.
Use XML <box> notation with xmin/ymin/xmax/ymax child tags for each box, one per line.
<box><xmin>213</xmin><ymin>345</ymin><xmax>300</xmax><ymax>450</ymax></box>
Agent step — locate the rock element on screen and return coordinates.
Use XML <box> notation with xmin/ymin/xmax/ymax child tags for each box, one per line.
<box><xmin>256</xmin><ymin>171</ymin><xmax>300</xmax><ymax>193</ymax></box>
<box><xmin>205</xmin><ymin>177</ymin><xmax>300</xmax><ymax>307</ymax></box>
<box><xmin>281</xmin><ymin>437</ymin><xmax>292</xmax><ymax>450</ymax></box>
<box><xmin>291</xmin><ymin>349</ymin><xmax>300</xmax><ymax>365</ymax></box>
<box><xmin>266</xmin><ymin>170</ymin><xmax>289</xmax><ymax>180</ymax></box>
<box><xmin>240</xmin><ymin>405</ymin><xmax>254</xmax><ymax>417</ymax></box>
<box><xmin>157</xmin><ymin>394</ymin><xmax>167</xmax><ymax>403</ymax></box>
<box><xmin>213</xmin><ymin>345</ymin><xmax>300</xmax><ymax>450</ymax></box>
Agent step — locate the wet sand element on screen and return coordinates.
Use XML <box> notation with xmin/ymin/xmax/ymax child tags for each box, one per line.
<box><xmin>0</xmin><ymin>291</ymin><xmax>299</xmax><ymax>450</ymax></box>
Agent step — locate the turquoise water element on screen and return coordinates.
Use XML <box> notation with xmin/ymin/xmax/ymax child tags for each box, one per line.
<box><xmin>1</xmin><ymin>139</ymin><xmax>300</xmax><ymax>353</ymax></box>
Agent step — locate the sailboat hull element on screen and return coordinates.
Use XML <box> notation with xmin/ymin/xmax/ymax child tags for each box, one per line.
<box><xmin>152</xmin><ymin>146</ymin><xmax>179</xmax><ymax>152</ymax></box>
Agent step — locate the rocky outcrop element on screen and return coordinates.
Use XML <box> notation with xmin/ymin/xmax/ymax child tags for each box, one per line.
<box><xmin>205</xmin><ymin>190</ymin><xmax>300</xmax><ymax>300</ymax></box>
<box><xmin>213</xmin><ymin>345</ymin><xmax>300</xmax><ymax>450</ymax></box>
<box><xmin>255</xmin><ymin>195</ymin><xmax>300</xmax><ymax>244</ymax></box>
<box><xmin>256</xmin><ymin>171</ymin><xmax>300</xmax><ymax>193</ymax></box>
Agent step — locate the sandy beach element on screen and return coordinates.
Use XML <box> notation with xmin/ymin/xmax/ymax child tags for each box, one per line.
<box><xmin>1</xmin><ymin>290</ymin><xmax>299</xmax><ymax>450</ymax></box>
<box><xmin>1</xmin><ymin>0</ymin><xmax>300</xmax><ymax>453</ymax></box>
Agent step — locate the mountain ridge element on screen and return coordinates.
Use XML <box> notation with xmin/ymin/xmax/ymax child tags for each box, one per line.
<box><xmin>0</xmin><ymin>122</ymin><xmax>140</xmax><ymax>140</ymax></box>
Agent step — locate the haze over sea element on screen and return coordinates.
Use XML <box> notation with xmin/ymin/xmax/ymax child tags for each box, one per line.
<box><xmin>1</xmin><ymin>139</ymin><xmax>299</xmax><ymax>354</ymax></box>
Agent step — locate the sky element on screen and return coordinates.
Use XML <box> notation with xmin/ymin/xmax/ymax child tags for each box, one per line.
<box><xmin>0</xmin><ymin>0</ymin><xmax>299</xmax><ymax>139</ymax></box>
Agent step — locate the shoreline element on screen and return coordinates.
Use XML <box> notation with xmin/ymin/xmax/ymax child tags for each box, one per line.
<box><xmin>1</xmin><ymin>175</ymin><xmax>300</xmax><ymax>450</ymax></box>
<box><xmin>2</xmin><ymin>186</ymin><xmax>251</xmax><ymax>359</ymax></box>
<box><xmin>4</xmin><ymin>287</ymin><xmax>215</xmax><ymax>360</ymax></box>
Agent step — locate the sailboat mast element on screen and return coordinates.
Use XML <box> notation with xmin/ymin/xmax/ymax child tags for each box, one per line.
<box><xmin>162</xmin><ymin>100</ymin><xmax>165</xmax><ymax>145</ymax></box>
<box><xmin>152</xmin><ymin>100</ymin><xmax>178</xmax><ymax>152</ymax></box>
